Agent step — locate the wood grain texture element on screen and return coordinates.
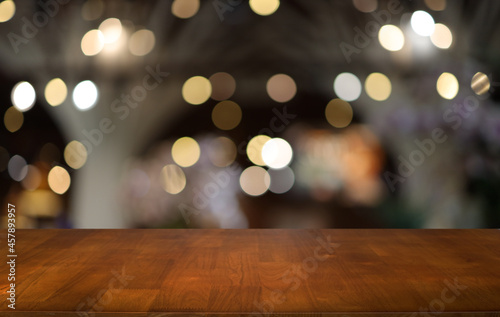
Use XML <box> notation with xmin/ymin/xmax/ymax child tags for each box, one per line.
<box><xmin>0</xmin><ymin>229</ymin><xmax>499</xmax><ymax>316</ymax></box>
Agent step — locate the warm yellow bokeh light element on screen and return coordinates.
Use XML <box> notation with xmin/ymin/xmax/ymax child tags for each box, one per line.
<box><xmin>249</xmin><ymin>0</ymin><xmax>280</xmax><ymax>16</ymax></box>
<box><xmin>208</xmin><ymin>137</ymin><xmax>237</xmax><ymax>167</ymax></box>
<box><xmin>4</xmin><ymin>106</ymin><xmax>23</xmax><ymax>133</ymax></box>
<box><xmin>182</xmin><ymin>76</ymin><xmax>212</xmax><ymax>105</ymax></box>
<box><xmin>48</xmin><ymin>166</ymin><xmax>71</xmax><ymax>195</ymax></box>
<box><xmin>431</xmin><ymin>23</ymin><xmax>452</xmax><ymax>49</ymax></box>
<box><xmin>21</xmin><ymin>165</ymin><xmax>42</xmax><ymax>191</ymax></box>
<box><xmin>365</xmin><ymin>73</ymin><xmax>392</xmax><ymax>101</ymax></box>
<box><xmin>129</xmin><ymin>29</ymin><xmax>156</xmax><ymax>56</ymax></box>
<box><xmin>471</xmin><ymin>72</ymin><xmax>490</xmax><ymax>96</ymax></box>
<box><xmin>171</xmin><ymin>0</ymin><xmax>199</xmax><ymax>19</ymax></box>
<box><xmin>436</xmin><ymin>72</ymin><xmax>459</xmax><ymax>100</ymax></box>
<box><xmin>247</xmin><ymin>135</ymin><xmax>271</xmax><ymax>166</ymax></box>
<box><xmin>378</xmin><ymin>25</ymin><xmax>405</xmax><ymax>51</ymax></box>
<box><xmin>352</xmin><ymin>0</ymin><xmax>377</xmax><ymax>13</ymax></box>
<box><xmin>64</xmin><ymin>140</ymin><xmax>88</xmax><ymax>169</ymax></box>
<box><xmin>266</xmin><ymin>74</ymin><xmax>297</xmax><ymax>103</ymax></box>
<box><xmin>99</xmin><ymin>18</ymin><xmax>122</xmax><ymax>43</ymax></box>
<box><xmin>424</xmin><ymin>0</ymin><xmax>446</xmax><ymax>11</ymax></box>
<box><xmin>212</xmin><ymin>100</ymin><xmax>242</xmax><ymax>130</ymax></box>
<box><xmin>239</xmin><ymin>166</ymin><xmax>270</xmax><ymax>196</ymax></box>
<box><xmin>0</xmin><ymin>0</ymin><xmax>15</xmax><ymax>22</ymax></box>
<box><xmin>325</xmin><ymin>98</ymin><xmax>353</xmax><ymax>128</ymax></box>
<box><xmin>172</xmin><ymin>137</ymin><xmax>200</xmax><ymax>167</ymax></box>
<box><xmin>81</xmin><ymin>29</ymin><xmax>105</xmax><ymax>56</ymax></box>
<box><xmin>209</xmin><ymin>72</ymin><xmax>236</xmax><ymax>101</ymax></box>
<box><xmin>45</xmin><ymin>78</ymin><xmax>67</xmax><ymax>107</ymax></box>
<box><xmin>160</xmin><ymin>164</ymin><xmax>187</xmax><ymax>194</ymax></box>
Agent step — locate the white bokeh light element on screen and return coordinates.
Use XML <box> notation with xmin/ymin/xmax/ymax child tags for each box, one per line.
<box><xmin>11</xmin><ymin>81</ymin><xmax>36</xmax><ymax>112</ymax></box>
<box><xmin>411</xmin><ymin>10</ymin><xmax>435</xmax><ymax>36</ymax></box>
<box><xmin>262</xmin><ymin>138</ymin><xmax>293</xmax><ymax>169</ymax></box>
<box><xmin>99</xmin><ymin>18</ymin><xmax>122</xmax><ymax>43</ymax></box>
<box><xmin>73</xmin><ymin>80</ymin><xmax>98</xmax><ymax>111</ymax></box>
<box><xmin>333</xmin><ymin>73</ymin><xmax>362</xmax><ymax>102</ymax></box>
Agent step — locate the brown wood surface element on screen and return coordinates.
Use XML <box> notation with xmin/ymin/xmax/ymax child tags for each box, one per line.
<box><xmin>0</xmin><ymin>229</ymin><xmax>500</xmax><ymax>316</ymax></box>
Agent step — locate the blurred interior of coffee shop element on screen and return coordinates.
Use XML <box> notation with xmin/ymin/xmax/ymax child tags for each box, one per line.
<box><xmin>0</xmin><ymin>0</ymin><xmax>499</xmax><ymax>229</ymax></box>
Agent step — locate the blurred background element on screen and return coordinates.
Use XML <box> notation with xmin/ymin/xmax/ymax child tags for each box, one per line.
<box><xmin>0</xmin><ymin>0</ymin><xmax>499</xmax><ymax>229</ymax></box>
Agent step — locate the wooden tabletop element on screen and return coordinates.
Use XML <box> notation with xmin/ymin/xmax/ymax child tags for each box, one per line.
<box><xmin>1</xmin><ymin>229</ymin><xmax>500</xmax><ymax>316</ymax></box>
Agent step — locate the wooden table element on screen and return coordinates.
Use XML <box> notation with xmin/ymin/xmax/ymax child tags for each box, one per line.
<box><xmin>1</xmin><ymin>229</ymin><xmax>500</xmax><ymax>316</ymax></box>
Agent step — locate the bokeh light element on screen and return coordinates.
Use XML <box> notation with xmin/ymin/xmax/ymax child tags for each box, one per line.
<box><xmin>160</xmin><ymin>164</ymin><xmax>187</xmax><ymax>194</ymax></box>
<box><xmin>172</xmin><ymin>137</ymin><xmax>200</xmax><ymax>167</ymax></box>
<box><xmin>334</xmin><ymin>72</ymin><xmax>362</xmax><ymax>102</ymax></box>
<box><xmin>171</xmin><ymin>0</ymin><xmax>200</xmax><ymax>19</ymax></box>
<box><xmin>411</xmin><ymin>10</ymin><xmax>435</xmax><ymax>36</ymax></box>
<box><xmin>81</xmin><ymin>29</ymin><xmax>105</xmax><ymax>56</ymax></box>
<box><xmin>378</xmin><ymin>25</ymin><xmax>405</xmax><ymax>51</ymax></box>
<box><xmin>239</xmin><ymin>166</ymin><xmax>270</xmax><ymax>196</ymax></box>
<box><xmin>73</xmin><ymin>80</ymin><xmax>98</xmax><ymax>111</ymax></box>
<box><xmin>365</xmin><ymin>72</ymin><xmax>392</xmax><ymax>101</ymax></box>
<box><xmin>0</xmin><ymin>0</ymin><xmax>15</xmax><ymax>22</ymax></box>
<box><xmin>208</xmin><ymin>137</ymin><xmax>237</xmax><ymax>167</ymax></box>
<box><xmin>424</xmin><ymin>0</ymin><xmax>446</xmax><ymax>11</ymax></box>
<box><xmin>212</xmin><ymin>100</ymin><xmax>242</xmax><ymax>130</ymax></box>
<box><xmin>45</xmin><ymin>78</ymin><xmax>67</xmax><ymax>107</ymax></box>
<box><xmin>325</xmin><ymin>98</ymin><xmax>353</xmax><ymax>128</ymax></box>
<box><xmin>81</xmin><ymin>0</ymin><xmax>103</xmax><ymax>21</ymax></box>
<box><xmin>99</xmin><ymin>18</ymin><xmax>122</xmax><ymax>43</ymax></box>
<box><xmin>4</xmin><ymin>106</ymin><xmax>23</xmax><ymax>133</ymax></box>
<box><xmin>352</xmin><ymin>0</ymin><xmax>377</xmax><ymax>13</ymax></box>
<box><xmin>430</xmin><ymin>23</ymin><xmax>452</xmax><ymax>49</ymax></box>
<box><xmin>182</xmin><ymin>76</ymin><xmax>212</xmax><ymax>105</ymax></box>
<box><xmin>8</xmin><ymin>155</ymin><xmax>27</xmax><ymax>181</ymax></box>
<box><xmin>436</xmin><ymin>72</ymin><xmax>459</xmax><ymax>99</ymax></box>
<box><xmin>209</xmin><ymin>72</ymin><xmax>236</xmax><ymax>101</ymax></box>
<box><xmin>471</xmin><ymin>72</ymin><xmax>490</xmax><ymax>96</ymax></box>
<box><xmin>21</xmin><ymin>165</ymin><xmax>42</xmax><ymax>191</ymax></box>
<box><xmin>129</xmin><ymin>29</ymin><xmax>156</xmax><ymax>56</ymax></box>
<box><xmin>64</xmin><ymin>140</ymin><xmax>88</xmax><ymax>169</ymax></box>
<box><xmin>247</xmin><ymin>135</ymin><xmax>271</xmax><ymax>166</ymax></box>
<box><xmin>249</xmin><ymin>0</ymin><xmax>280</xmax><ymax>16</ymax></box>
<box><xmin>266</xmin><ymin>74</ymin><xmax>297</xmax><ymax>103</ymax></box>
<box><xmin>262</xmin><ymin>138</ymin><xmax>293</xmax><ymax>169</ymax></box>
<box><xmin>48</xmin><ymin>166</ymin><xmax>71</xmax><ymax>195</ymax></box>
<box><xmin>11</xmin><ymin>81</ymin><xmax>36</xmax><ymax>112</ymax></box>
<box><xmin>267</xmin><ymin>166</ymin><xmax>295</xmax><ymax>194</ymax></box>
